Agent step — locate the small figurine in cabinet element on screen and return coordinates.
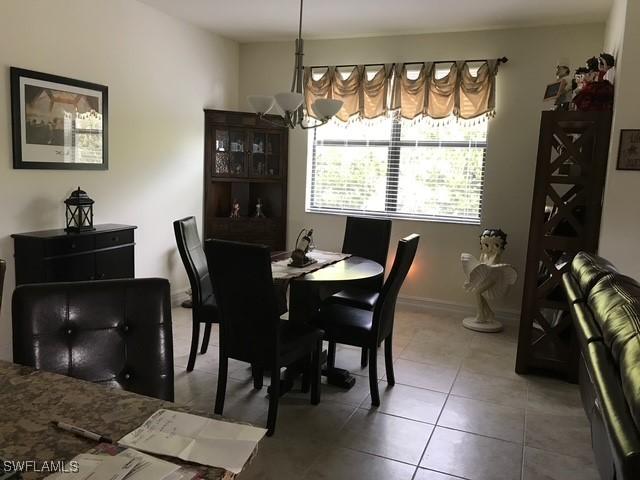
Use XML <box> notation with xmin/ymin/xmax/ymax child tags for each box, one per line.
<box><xmin>230</xmin><ymin>199</ymin><xmax>240</xmax><ymax>218</ymax></box>
<box><xmin>255</xmin><ymin>198</ymin><xmax>265</xmax><ymax>218</ymax></box>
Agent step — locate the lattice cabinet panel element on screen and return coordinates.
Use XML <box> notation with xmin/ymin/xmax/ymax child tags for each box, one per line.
<box><xmin>516</xmin><ymin>111</ymin><xmax>612</xmax><ymax>381</ymax></box>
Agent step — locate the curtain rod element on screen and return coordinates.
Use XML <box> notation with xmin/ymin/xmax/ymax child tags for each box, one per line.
<box><xmin>305</xmin><ymin>56</ymin><xmax>508</xmax><ymax>70</ymax></box>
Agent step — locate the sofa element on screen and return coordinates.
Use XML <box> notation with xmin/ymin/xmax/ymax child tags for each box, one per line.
<box><xmin>563</xmin><ymin>252</ymin><xmax>640</xmax><ymax>480</ymax></box>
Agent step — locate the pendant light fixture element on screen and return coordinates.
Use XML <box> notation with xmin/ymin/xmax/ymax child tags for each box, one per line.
<box><xmin>247</xmin><ymin>0</ymin><xmax>343</xmax><ymax>129</ymax></box>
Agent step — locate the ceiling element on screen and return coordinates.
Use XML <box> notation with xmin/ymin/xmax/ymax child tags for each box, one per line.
<box><xmin>140</xmin><ymin>0</ymin><xmax>611</xmax><ymax>43</ymax></box>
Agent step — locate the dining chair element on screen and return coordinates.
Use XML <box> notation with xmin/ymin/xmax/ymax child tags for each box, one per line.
<box><xmin>316</xmin><ymin>234</ymin><xmax>419</xmax><ymax>406</ymax></box>
<box><xmin>0</xmin><ymin>259</ymin><xmax>5</xmax><ymax>315</ymax></box>
<box><xmin>174</xmin><ymin>216</ymin><xmax>218</xmax><ymax>372</ymax></box>
<box><xmin>205</xmin><ymin>239</ymin><xmax>323</xmax><ymax>436</ymax></box>
<box><xmin>12</xmin><ymin>278</ymin><xmax>174</xmax><ymax>401</ymax></box>
<box><xmin>327</xmin><ymin>216</ymin><xmax>392</xmax><ymax>368</ymax></box>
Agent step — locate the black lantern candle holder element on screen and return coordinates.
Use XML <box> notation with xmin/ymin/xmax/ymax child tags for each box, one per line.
<box><xmin>65</xmin><ymin>187</ymin><xmax>95</xmax><ymax>233</ymax></box>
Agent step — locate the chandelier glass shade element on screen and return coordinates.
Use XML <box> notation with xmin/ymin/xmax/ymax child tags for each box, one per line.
<box><xmin>246</xmin><ymin>0</ymin><xmax>343</xmax><ymax>129</ymax></box>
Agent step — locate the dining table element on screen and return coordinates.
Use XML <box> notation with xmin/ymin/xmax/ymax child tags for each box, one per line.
<box><xmin>271</xmin><ymin>251</ymin><xmax>384</xmax><ymax>390</ymax></box>
<box><xmin>0</xmin><ymin>361</ymin><xmax>243</xmax><ymax>480</ymax></box>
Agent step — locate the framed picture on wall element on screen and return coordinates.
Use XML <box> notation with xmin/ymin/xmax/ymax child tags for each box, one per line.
<box><xmin>617</xmin><ymin>129</ymin><xmax>640</xmax><ymax>171</ymax></box>
<box><xmin>10</xmin><ymin>67</ymin><xmax>108</xmax><ymax>170</ymax></box>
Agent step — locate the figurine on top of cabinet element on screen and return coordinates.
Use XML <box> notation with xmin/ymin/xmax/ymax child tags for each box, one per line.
<box><xmin>572</xmin><ymin>56</ymin><xmax>614</xmax><ymax>112</ymax></box>
<box><xmin>598</xmin><ymin>53</ymin><xmax>616</xmax><ymax>85</ymax></box>
<box><xmin>554</xmin><ymin>65</ymin><xmax>573</xmax><ymax>110</ymax></box>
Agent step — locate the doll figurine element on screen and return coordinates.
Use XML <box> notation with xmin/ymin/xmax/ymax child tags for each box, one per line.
<box><xmin>230</xmin><ymin>199</ymin><xmax>240</xmax><ymax>218</ymax></box>
<box><xmin>598</xmin><ymin>53</ymin><xmax>615</xmax><ymax>84</ymax></box>
<box><xmin>554</xmin><ymin>65</ymin><xmax>573</xmax><ymax>110</ymax></box>
<box><xmin>255</xmin><ymin>198</ymin><xmax>265</xmax><ymax>218</ymax></box>
<box><xmin>461</xmin><ymin>229</ymin><xmax>517</xmax><ymax>333</ymax></box>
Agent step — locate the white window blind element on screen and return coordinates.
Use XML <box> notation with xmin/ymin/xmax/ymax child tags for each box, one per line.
<box><xmin>306</xmin><ymin>116</ymin><xmax>488</xmax><ymax>224</ymax></box>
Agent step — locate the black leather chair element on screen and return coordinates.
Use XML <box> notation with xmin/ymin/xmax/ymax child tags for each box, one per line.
<box><xmin>12</xmin><ymin>278</ymin><xmax>174</xmax><ymax>402</ymax></box>
<box><xmin>174</xmin><ymin>216</ymin><xmax>218</xmax><ymax>372</ymax></box>
<box><xmin>0</xmin><ymin>259</ymin><xmax>5</xmax><ymax>315</ymax></box>
<box><xmin>327</xmin><ymin>216</ymin><xmax>392</xmax><ymax>367</ymax></box>
<box><xmin>316</xmin><ymin>234</ymin><xmax>419</xmax><ymax>406</ymax></box>
<box><xmin>205</xmin><ymin>239</ymin><xmax>323</xmax><ymax>436</ymax></box>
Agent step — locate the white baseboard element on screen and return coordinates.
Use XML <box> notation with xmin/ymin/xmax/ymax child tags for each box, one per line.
<box><xmin>397</xmin><ymin>295</ymin><xmax>520</xmax><ymax>324</ymax></box>
<box><xmin>171</xmin><ymin>288</ymin><xmax>190</xmax><ymax>307</ymax></box>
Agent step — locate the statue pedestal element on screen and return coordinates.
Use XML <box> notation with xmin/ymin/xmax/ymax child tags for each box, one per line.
<box><xmin>462</xmin><ymin>316</ymin><xmax>503</xmax><ymax>333</ymax></box>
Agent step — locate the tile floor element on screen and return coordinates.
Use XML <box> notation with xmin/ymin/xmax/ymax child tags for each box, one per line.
<box><xmin>171</xmin><ymin>305</ymin><xmax>599</xmax><ymax>480</ymax></box>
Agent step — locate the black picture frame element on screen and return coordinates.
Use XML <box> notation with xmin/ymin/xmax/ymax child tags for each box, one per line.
<box><xmin>10</xmin><ymin>67</ymin><xmax>108</xmax><ymax>170</ymax></box>
<box><xmin>543</xmin><ymin>81</ymin><xmax>562</xmax><ymax>102</ymax></box>
<box><xmin>616</xmin><ymin>129</ymin><xmax>640</xmax><ymax>171</ymax></box>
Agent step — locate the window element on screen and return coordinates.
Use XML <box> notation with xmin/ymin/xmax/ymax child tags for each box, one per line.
<box><xmin>306</xmin><ymin>116</ymin><xmax>488</xmax><ymax>224</ymax></box>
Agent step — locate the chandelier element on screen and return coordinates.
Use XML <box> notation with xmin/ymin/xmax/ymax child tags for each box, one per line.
<box><xmin>247</xmin><ymin>0</ymin><xmax>343</xmax><ymax>129</ymax></box>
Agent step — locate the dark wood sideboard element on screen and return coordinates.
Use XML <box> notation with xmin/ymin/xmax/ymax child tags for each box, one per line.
<box><xmin>12</xmin><ymin>224</ymin><xmax>136</xmax><ymax>285</ymax></box>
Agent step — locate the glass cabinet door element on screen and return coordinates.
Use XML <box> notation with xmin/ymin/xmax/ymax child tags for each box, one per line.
<box><xmin>229</xmin><ymin>130</ymin><xmax>247</xmax><ymax>177</ymax></box>
<box><xmin>212</xmin><ymin>128</ymin><xmax>247</xmax><ymax>177</ymax></box>
<box><xmin>213</xmin><ymin>128</ymin><xmax>230</xmax><ymax>176</ymax></box>
<box><xmin>250</xmin><ymin>131</ymin><xmax>267</xmax><ymax>176</ymax></box>
<box><xmin>266</xmin><ymin>133</ymin><xmax>281</xmax><ymax>177</ymax></box>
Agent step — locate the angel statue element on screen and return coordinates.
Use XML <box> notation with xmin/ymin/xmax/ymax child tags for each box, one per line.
<box><xmin>461</xmin><ymin>229</ymin><xmax>517</xmax><ymax>332</ymax></box>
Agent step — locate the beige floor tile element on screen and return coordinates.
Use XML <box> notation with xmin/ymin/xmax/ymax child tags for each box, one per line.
<box><xmin>273</xmin><ymin>398</ymin><xmax>358</xmax><ymax>442</ymax></box>
<box><xmin>525</xmin><ymin>411</ymin><xmax>594</xmax><ymax>463</ymax></box>
<box><xmin>360</xmin><ymin>381</ymin><xmax>446</xmax><ymax>424</ymax></box>
<box><xmin>523</xmin><ymin>446</ymin><xmax>600</xmax><ymax>480</ymax></box>
<box><xmin>421</xmin><ymin>427</ymin><xmax>522</xmax><ymax>480</ymax></box>
<box><xmin>526</xmin><ymin>376</ymin><xmax>583</xmax><ymax>416</ymax></box>
<box><xmin>460</xmin><ymin>349</ymin><xmax>521</xmax><ymax>380</ymax></box>
<box><xmin>174</xmin><ymin>369</ymin><xmax>217</xmax><ymax>404</ymax></box>
<box><xmin>414</xmin><ymin>469</ymin><xmax>465</xmax><ymax>480</ymax></box>
<box><xmin>338</xmin><ymin>409</ymin><xmax>433</xmax><ymax>464</ymax></box>
<box><xmin>451</xmin><ymin>370</ymin><xmax>528</xmax><ymax>408</ymax></box>
<box><xmin>400</xmin><ymin>337</ymin><xmax>468</xmax><ymax>368</ymax></box>
<box><xmin>237</xmin><ymin>435</ymin><xmax>328</xmax><ymax>480</ymax></box>
<box><xmin>388</xmin><ymin>359</ymin><xmax>458</xmax><ymax>393</ymax></box>
<box><xmin>438</xmin><ymin>395</ymin><xmax>525</xmax><ymax>443</ymax></box>
<box><xmin>304</xmin><ymin>447</ymin><xmax>416</xmax><ymax>480</ymax></box>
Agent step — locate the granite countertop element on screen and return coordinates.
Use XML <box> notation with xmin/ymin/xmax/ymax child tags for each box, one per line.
<box><xmin>0</xmin><ymin>361</ymin><xmax>235</xmax><ymax>480</ymax></box>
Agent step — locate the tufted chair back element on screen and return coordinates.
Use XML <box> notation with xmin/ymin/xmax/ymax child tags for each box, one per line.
<box><xmin>12</xmin><ymin>278</ymin><xmax>174</xmax><ymax>401</ymax></box>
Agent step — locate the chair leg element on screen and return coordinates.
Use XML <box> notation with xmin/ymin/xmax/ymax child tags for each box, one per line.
<box><xmin>301</xmin><ymin>355</ymin><xmax>311</xmax><ymax>393</ymax></box>
<box><xmin>384</xmin><ymin>336</ymin><xmax>395</xmax><ymax>386</ymax></box>
<box><xmin>186</xmin><ymin>320</ymin><xmax>201</xmax><ymax>372</ymax></box>
<box><xmin>327</xmin><ymin>341</ymin><xmax>336</xmax><ymax>369</ymax></box>
<box><xmin>368</xmin><ymin>346</ymin><xmax>380</xmax><ymax>407</ymax></box>
<box><xmin>252</xmin><ymin>364</ymin><xmax>264</xmax><ymax>390</ymax></box>
<box><xmin>311</xmin><ymin>339</ymin><xmax>322</xmax><ymax>405</ymax></box>
<box><xmin>266</xmin><ymin>365</ymin><xmax>280</xmax><ymax>436</ymax></box>
<box><xmin>214</xmin><ymin>353</ymin><xmax>228</xmax><ymax>415</ymax></box>
<box><xmin>200</xmin><ymin>323</ymin><xmax>212</xmax><ymax>354</ymax></box>
<box><xmin>360</xmin><ymin>347</ymin><xmax>368</xmax><ymax>368</ymax></box>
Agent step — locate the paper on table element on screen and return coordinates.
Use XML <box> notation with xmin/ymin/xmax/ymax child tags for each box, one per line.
<box><xmin>45</xmin><ymin>454</ymin><xmax>137</xmax><ymax>480</ymax></box>
<box><xmin>118</xmin><ymin>409</ymin><xmax>267</xmax><ymax>474</ymax></box>
<box><xmin>45</xmin><ymin>449</ymin><xmax>179</xmax><ymax>480</ymax></box>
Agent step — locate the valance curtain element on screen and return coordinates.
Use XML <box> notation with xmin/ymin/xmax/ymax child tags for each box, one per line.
<box><xmin>304</xmin><ymin>59</ymin><xmax>499</xmax><ymax>122</ymax></box>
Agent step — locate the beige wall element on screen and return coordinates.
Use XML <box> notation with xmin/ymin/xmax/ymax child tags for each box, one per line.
<box><xmin>599</xmin><ymin>0</ymin><xmax>640</xmax><ymax>278</ymax></box>
<box><xmin>0</xmin><ymin>0</ymin><xmax>239</xmax><ymax>359</ymax></box>
<box><xmin>239</xmin><ymin>24</ymin><xmax>604</xmax><ymax>314</ymax></box>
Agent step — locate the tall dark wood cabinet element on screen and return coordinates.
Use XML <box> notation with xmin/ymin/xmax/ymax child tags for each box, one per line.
<box><xmin>12</xmin><ymin>224</ymin><xmax>136</xmax><ymax>285</ymax></box>
<box><xmin>203</xmin><ymin>109</ymin><xmax>288</xmax><ymax>251</ymax></box>
<box><xmin>516</xmin><ymin>111</ymin><xmax>612</xmax><ymax>380</ymax></box>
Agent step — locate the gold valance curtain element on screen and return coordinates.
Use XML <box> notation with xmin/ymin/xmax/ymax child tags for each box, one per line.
<box><xmin>304</xmin><ymin>59</ymin><xmax>499</xmax><ymax>122</ymax></box>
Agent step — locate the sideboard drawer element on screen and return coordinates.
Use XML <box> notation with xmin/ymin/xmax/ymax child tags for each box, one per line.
<box><xmin>45</xmin><ymin>236</ymin><xmax>95</xmax><ymax>257</ymax></box>
<box><xmin>95</xmin><ymin>229</ymin><xmax>134</xmax><ymax>249</ymax></box>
